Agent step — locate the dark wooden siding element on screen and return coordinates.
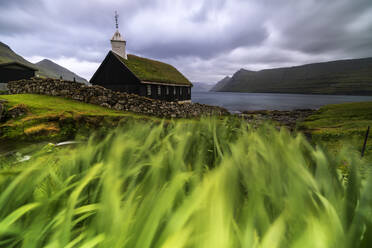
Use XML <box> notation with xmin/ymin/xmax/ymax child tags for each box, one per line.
<box><xmin>90</xmin><ymin>52</ymin><xmax>142</xmax><ymax>94</ymax></box>
<box><xmin>135</xmin><ymin>84</ymin><xmax>191</xmax><ymax>101</ymax></box>
<box><xmin>90</xmin><ymin>52</ymin><xmax>191</xmax><ymax>101</ymax></box>
<box><xmin>0</xmin><ymin>68</ymin><xmax>35</xmax><ymax>84</ymax></box>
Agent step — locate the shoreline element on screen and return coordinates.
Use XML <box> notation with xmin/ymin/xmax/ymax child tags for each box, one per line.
<box><xmin>207</xmin><ymin>90</ymin><xmax>372</xmax><ymax>97</ymax></box>
<box><xmin>237</xmin><ymin>109</ymin><xmax>317</xmax><ymax>130</ymax></box>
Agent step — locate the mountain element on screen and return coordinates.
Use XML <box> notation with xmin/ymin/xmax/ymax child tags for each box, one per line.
<box><xmin>210</xmin><ymin>76</ymin><xmax>231</xmax><ymax>91</ymax></box>
<box><xmin>36</xmin><ymin>59</ymin><xmax>88</xmax><ymax>84</ymax></box>
<box><xmin>192</xmin><ymin>82</ymin><xmax>215</xmax><ymax>92</ymax></box>
<box><xmin>214</xmin><ymin>58</ymin><xmax>372</xmax><ymax>95</ymax></box>
<box><xmin>0</xmin><ymin>41</ymin><xmax>87</xmax><ymax>83</ymax></box>
<box><xmin>0</xmin><ymin>42</ymin><xmax>57</xmax><ymax>78</ymax></box>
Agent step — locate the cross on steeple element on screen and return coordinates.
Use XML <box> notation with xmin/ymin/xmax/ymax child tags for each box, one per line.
<box><xmin>115</xmin><ymin>11</ymin><xmax>119</xmax><ymax>30</ymax></box>
<box><xmin>111</xmin><ymin>11</ymin><xmax>127</xmax><ymax>59</ymax></box>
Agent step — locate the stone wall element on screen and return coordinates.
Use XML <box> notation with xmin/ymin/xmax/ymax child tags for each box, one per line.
<box><xmin>7</xmin><ymin>78</ymin><xmax>229</xmax><ymax>118</ymax></box>
<box><xmin>0</xmin><ymin>83</ymin><xmax>7</xmax><ymax>91</ymax></box>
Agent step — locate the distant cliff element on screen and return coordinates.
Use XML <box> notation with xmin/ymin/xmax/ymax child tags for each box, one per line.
<box><xmin>192</xmin><ymin>82</ymin><xmax>215</xmax><ymax>92</ymax></box>
<box><xmin>210</xmin><ymin>76</ymin><xmax>231</xmax><ymax>91</ymax></box>
<box><xmin>213</xmin><ymin>58</ymin><xmax>372</xmax><ymax>95</ymax></box>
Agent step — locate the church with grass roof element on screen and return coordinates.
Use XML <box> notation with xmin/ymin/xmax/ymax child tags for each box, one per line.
<box><xmin>90</xmin><ymin>14</ymin><xmax>192</xmax><ymax>103</ymax></box>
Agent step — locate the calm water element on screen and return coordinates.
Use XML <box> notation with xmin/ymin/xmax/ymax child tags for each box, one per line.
<box><xmin>192</xmin><ymin>91</ymin><xmax>372</xmax><ymax>112</ymax></box>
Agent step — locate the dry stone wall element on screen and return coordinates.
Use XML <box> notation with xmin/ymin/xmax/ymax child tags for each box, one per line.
<box><xmin>7</xmin><ymin>78</ymin><xmax>229</xmax><ymax>118</ymax></box>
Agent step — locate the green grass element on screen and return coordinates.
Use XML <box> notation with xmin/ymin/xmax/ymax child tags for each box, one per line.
<box><xmin>0</xmin><ymin>94</ymin><xmax>159</xmax><ymax>142</ymax></box>
<box><xmin>0</xmin><ymin>94</ymin><xmax>127</xmax><ymax>116</ymax></box>
<box><xmin>300</xmin><ymin>101</ymin><xmax>372</xmax><ymax>158</ymax></box>
<box><xmin>115</xmin><ymin>53</ymin><xmax>192</xmax><ymax>86</ymax></box>
<box><xmin>0</xmin><ymin>118</ymin><xmax>371</xmax><ymax>247</ymax></box>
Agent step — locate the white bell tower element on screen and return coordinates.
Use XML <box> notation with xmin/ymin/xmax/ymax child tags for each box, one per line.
<box><xmin>111</xmin><ymin>11</ymin><xmax>127</xmax><ymax>59</ymax></box>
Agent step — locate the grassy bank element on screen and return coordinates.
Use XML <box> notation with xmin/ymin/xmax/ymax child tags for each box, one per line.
<box><xmin>0</xmin><ymin>94</ymin><xmax>127</xmax><ymax>116</ymax></box>
<box><xmin>0</xmin><ymin>118</ymin><xmax>371</xmax><ymax>247</ymax></box>
<box><xmin>0</xmin><ymin>94</ymin><xmax>158</xmax><ymax>145</ymax></box>
<box><xmin>299</xmin><ymin>101</ymin><xmax>372</xmax><ymax>159</ymax></box>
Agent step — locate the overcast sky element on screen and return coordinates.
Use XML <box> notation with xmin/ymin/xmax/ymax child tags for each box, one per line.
<box><xmin>1</xmin><ymin>0</ymin><xmax>372</xmax><ymax>83</ymax></box>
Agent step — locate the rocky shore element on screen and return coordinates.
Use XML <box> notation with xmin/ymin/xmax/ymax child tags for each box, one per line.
<box><xmin>239</xmin><ymin>109</ymin><xmax>316</xmax><ymax>130</ymax></box>
<box><xmin>7</xmin><ymin>78</ymin><xmax>229</xmax><ymax>118</ymax></box>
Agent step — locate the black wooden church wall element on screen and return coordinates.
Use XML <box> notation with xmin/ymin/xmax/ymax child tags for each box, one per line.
<box><xmin>90</xmin><ymin>52</ymin><xmax>142</xmax><ymax>94</ymax></box>
<box><xmin>90</xmin><ymin>52</ymin><xmax>191</xmax><ymax>102</ymax></box>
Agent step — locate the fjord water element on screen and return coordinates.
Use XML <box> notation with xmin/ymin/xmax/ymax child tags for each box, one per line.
<box><xmin>192</xmin><ymin>91</ymin><xmax>372</xmax><ymax>112</ymax></box>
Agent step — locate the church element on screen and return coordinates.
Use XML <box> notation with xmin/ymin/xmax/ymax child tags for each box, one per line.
<box><xmin>90</xmin><ymin>14</ymin><xmax>192</xmax><ymax>102</ymax></box>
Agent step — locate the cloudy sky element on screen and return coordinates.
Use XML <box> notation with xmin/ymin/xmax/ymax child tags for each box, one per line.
<box><xmin>1</xmin><ymin>0</ymin><xmax>372</xmax><ymax>83</ymax></box>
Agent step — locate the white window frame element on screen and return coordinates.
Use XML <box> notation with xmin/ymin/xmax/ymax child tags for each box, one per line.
<box><xmin>147</xmin><ymin>85</ymin><xmax>151</xmax><ymax>96</ymax></box>
<box><xmin>157</xmin><ymin>86</ymin><xmax>161</xmax><ymax>96</ymax></box>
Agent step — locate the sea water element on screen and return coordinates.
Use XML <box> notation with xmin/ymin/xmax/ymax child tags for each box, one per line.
<box><xmin>192</xmin><ymin>91</ymin><xmax>372</xmax><ymax>112</ymax></box>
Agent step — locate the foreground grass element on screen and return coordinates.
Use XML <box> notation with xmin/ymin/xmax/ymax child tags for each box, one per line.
<box><xmin>0</xmin><ymin>118</ymin><xmax>371</xmax><ymax>247</ymax></box>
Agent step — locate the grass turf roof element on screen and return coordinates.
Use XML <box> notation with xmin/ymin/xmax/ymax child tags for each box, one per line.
<box><xmin>114</xmin><ymin>52</ymin><xmax>192</xmax><ymax>86</ymax></box>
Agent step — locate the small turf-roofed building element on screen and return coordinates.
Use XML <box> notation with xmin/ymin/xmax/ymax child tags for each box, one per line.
<box><xmin>90</xmin><ymin>17</ymin><xmax>192</xmax><ymax>102</ymax></box>
<box><xmin>0</xmin><ymin>62</ymin><xmax>37</xmax><ymax>84</ymax></box>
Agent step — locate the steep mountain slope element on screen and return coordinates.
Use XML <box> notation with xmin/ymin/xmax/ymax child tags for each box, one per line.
<box><xmin>210</xmin><ymin>76</ymin><xmax>231</xmax><ymax>91</ymax></box>
<box><xmin>215</xmin><ymin>58</ymin><xmax>372</xmax><ymax>95</ymax></box>
<box><xmin>36</xmin><ymin>59</ymin><xmax>88</xmax><ymax>84</ymax></box>
<box><xmin>0</xmin><ymin>41</ymin><xmax>87</xmax><ymax>83</ymax></box>
<box><xmin>0</xmin><ymin>42</ymin><xmax>32</xmax><ymax>65</ymax></box>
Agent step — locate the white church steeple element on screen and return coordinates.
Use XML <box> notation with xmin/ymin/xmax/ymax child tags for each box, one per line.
<box><xmin>110</xmin><ymin>11</ymin><xmax>127</xmax><ymax>59</ymax></box>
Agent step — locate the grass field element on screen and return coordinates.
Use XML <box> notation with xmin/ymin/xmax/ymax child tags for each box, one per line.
<box><xmin>0</xmin><ymin>94</ymin><xmax>158</xmax><ymax>144</ymax></box>
<box><xmin>299</xmin><ymin>101</ymin><xmax>372</xmax><ymax>159</ymax></box>
<box><xmin>0</xmin><ymin>118</ymin><xmax>371</xmax><ymax>247</ymax></box>
<box><xmin>0</xmin><ymin>94</ymin><xmax>127</xmax><ymax>116</ymax></box>
<box><xmin>1</xmin><ymin>94</ymin><xmax>372</xmax><ymax>247</ymax></box>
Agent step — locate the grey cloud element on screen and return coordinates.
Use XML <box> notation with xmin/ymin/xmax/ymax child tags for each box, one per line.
<box><xmin>190</xmin><ymin>0</ymin><xmax>227</xmax><ymax>23</ymax></box>
<box><xmin>0</xmin><ymin>0</ymin><xmax>372</xmax><ymax>83</ymax></box>
<box><xmin>271</xmin><ymin>0</ymin><xmax>372</xmax><ymax>56</ymax></box>
<box><xmin>135</xmin><ymin>26</ymin><xmax>268</xmax><ymax>59</ymax></box>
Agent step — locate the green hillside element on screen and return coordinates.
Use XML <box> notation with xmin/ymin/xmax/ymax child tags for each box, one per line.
<box><xmin>215</xmin><ymin>58</ymin><xmax>372</xmax><ymax>95</ymax></box>
<box><xmin>0</xmin><ymin>94</ymin><xmax>157</xmax><ymax>144</ymax></box>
